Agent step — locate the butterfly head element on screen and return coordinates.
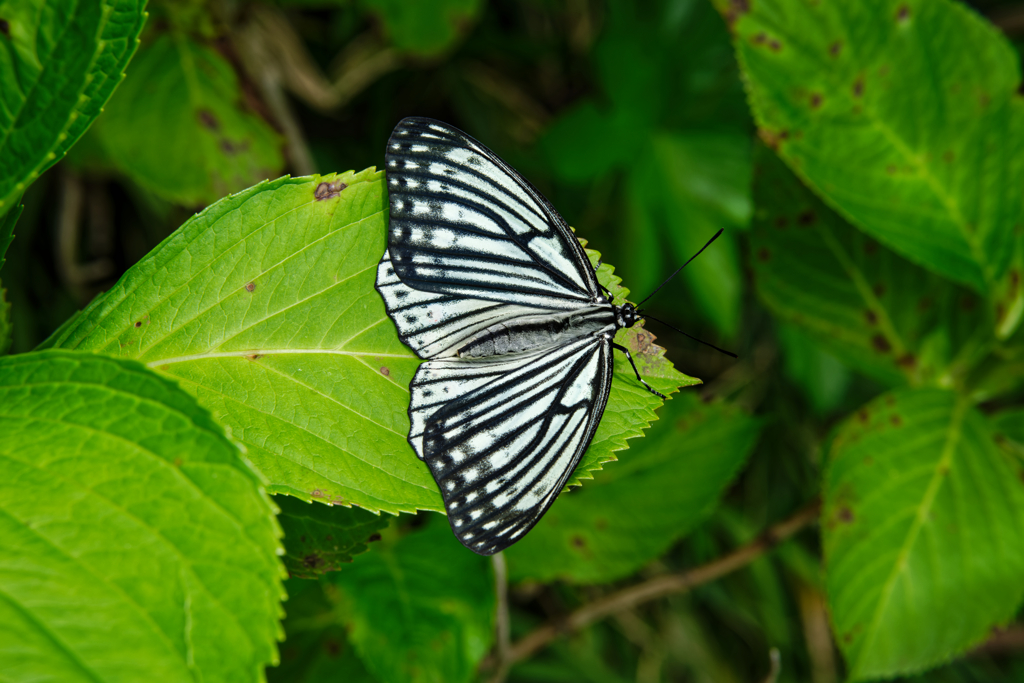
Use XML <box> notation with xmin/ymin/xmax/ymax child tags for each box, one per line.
<box><xmin>616</xmin><ymin>302</ymin><xmax>641</xmax><ymax>329</ymax></box>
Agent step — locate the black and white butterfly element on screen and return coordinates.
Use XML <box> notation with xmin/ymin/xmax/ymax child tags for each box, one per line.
<box><xmin>375</xmin><ymin>117</ymin><xmax>722</xmax><ymax>555</ymax></box>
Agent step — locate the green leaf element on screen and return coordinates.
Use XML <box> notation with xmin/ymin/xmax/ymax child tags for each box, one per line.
<box><xmin>331</xmin><ymin>518</ymin><xmax>494</xmax><ymax>683</ymax></box>
<box><xmin>724</xmin><ymin>0</ymin><xmax>1024</xmax><ymax>330</ymax></box>
<box><xmin>360</xmin><ymin>0</ymin><xmax>482</xmax><ymax>56</ymax></box>
<box><xmin>507</xmin><ymin>392</ymin><xmax>761</xmax><ymax>584</ymax></box>
<box><xmin>0</xmin><ymin>201</ymin><xmax>22</xmax><ymax>271</ymax></box>
<box><xmin>751</xmin><ymin>143</ymin><xmax>985</xmax><ymax>386</ymax></box>
<box><xmin>823</xmin><ymin>388</ymin><xmax>1024</xmax><ymax>679</ymax></box>
<box><xmin>0</xmin><ymin>203</ymin><xmax>20</xmax><ymax>355</ymax></box>
<box><xmin>277</xmin><ymin>495</ymin><xmax>388</xmax><ymax>579</ymax></box>
<box><xmin>56</xmin><ymin>0</ymin><xmax>149</xmax><ymax>160</ymax></box>
<box><xmin>271</xmin><ymin>579</ymin><xmax>378</xmax><ymax>683</ymax></box>
<box><xmin>776</xmin><ymin>322</ymin><xmax>851</xmax><ymax>414</ymax></box>
<box><xmin>48</xmin><ymin>169</ymin><xmax>441</xmax><ymax>514</ymax></box>
<box><xmin>0</xmin><ymin>349</ymin><xmax>284</xmax><ymax>682</ymax></box>
<box><xmin>991</xmin><ymin>407</ymin><xmax>1024</xmax><ymax>459</ymax></box>
<box><xmin>0</xmin><ymin>0</ymin><xmax>146</xmax><ymax>213</ymax></box>
<box><xmin>0</xmin><ymin>280</ymin><xmax>10</xmax><ymax>355</ymax></box>
<box><xmin>93</xmin><ymin>33</ymin><xmax>284</xmax><ymax>205</ymax></box>
<box><xmin>642</xmin><ymin>132</ymin><xmax>749</xmax><ymax>338</ymax></box>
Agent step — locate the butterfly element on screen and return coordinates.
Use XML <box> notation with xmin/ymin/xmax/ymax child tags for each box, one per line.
<box><xmin>375</xmin><ymin>117</ymin><xmax>725</xmax><ymax>555</ymax></box>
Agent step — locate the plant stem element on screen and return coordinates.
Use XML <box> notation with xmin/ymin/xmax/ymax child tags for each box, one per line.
<box><xmin>494</xmin><ymin>499</ymin><xmax>822</xmax><ymax>668</ymax></box>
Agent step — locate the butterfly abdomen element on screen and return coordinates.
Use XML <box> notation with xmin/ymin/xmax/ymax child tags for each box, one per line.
<box><xmin>457</xmin><ymin>306</ymin><xmax>616</xmax><ymax>358</ymax></box>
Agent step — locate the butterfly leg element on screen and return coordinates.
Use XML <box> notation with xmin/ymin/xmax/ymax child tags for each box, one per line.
<box><xmin>610</xmin><ymin>342</ymin><xmax>667</xmax><ymax>399</ymax></box>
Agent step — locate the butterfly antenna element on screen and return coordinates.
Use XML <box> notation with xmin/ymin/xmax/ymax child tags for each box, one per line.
<box><xmin>636</xmin><ymin>229</ymin><xmax>724</xmax><ymax>308</ymax></box>
<box><xmin>640</xmin><ymin>313</ymin><xmax>738</xmax><ymax>359</ymax></box>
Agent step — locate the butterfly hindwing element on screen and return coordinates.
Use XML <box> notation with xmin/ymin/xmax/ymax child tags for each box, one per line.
<box><xmin>408</xmin><ymin>335</ymin><xmax>614</xmax><ymax>555</ymax></box>
<box><xmin>385</xmin><ymin>117</ymin><xmax>600</xmax><ymax>309</ymax></box>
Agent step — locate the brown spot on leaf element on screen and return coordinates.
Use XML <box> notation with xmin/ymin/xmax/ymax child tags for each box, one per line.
<box><xmin>325</xmin><ymin>639</ymin><xmax>342</xmax><ymax>657</ymax></box>
<box><xmin>571</xmin><ymin>535</ymin><xmax>587</xmax><ymax>549</ymax></box>
<box><xmin>797</xmin><ymin>209</ymin><xmax>816</xmax><ymax>226</ymax></box>
<box><xmin>135</xmin><ymin>321</ymin><xmax>142</xmax><ymax>328</ymax></box>
<box><xmin>886</xmin><ymin>164</ymin><xmax>897</xmax><ymax>175</ymax></box>
<box><xmin>1011</xmin><ymin>269</ymin><xmax>1021</xmax><ymax>292</ymax></box>
<box><xmin>174</xmin><ymin>458</ymin><xmax>183</xmax><ymax>467</ymax></box>
<box><xmin>220</xmin><ymin>139</ymin><xmax>250</xmax><ymax>155</ymax></box>
<box><xmin>858</xmin><ymin>409</ymin><xmax>869</xmax><ymax>423</ymax></box>
<box><xmin>315</xmin><ymin>180</ymin><xmax>348</xmax><ymax>201</ymax></box>
<box><xmin>758</xmin><ymin>128</ymin><xmax>789</xmax><ymax>151</ymax></box>
<box><xmin>853</xmin><ymin>77</ymin><xmax>864</xmax><ymax>98</ymax></box>
<box><xmin>768</xmin><ymin>39</ymin><xmax>782</xmax><ymax>52</ymax></box>
<box><xmin>380</xmin><ymin>366</ymin><xmax>390</xmax><ymax>376</ymax></box>
<box><xmin>0</xmin><ymin>19</ymin><xmax>9</xmax><ymax>38</ymax></box>
<box><xmin>245</xmin><ymin>281</ymin><xmax>256</xmax><ymax>292</ymax></box>
<box><xmin>872</xmin><ymin>334</ymin><xmax>892</xmax><ymax>353</ymax></box>
<box><xmin>896</xmin><ymin>4</ymin><xmax>910</xmax><ymax>22</ymax></box>
<box><xmin>247</xmin><ymin>353</ymin><xmax>262</xmax><ymax>360</ymax></box>
<box><xmin>302</xmin><ymin>553</ymin><xmax>324</xmax><ymax>570</ymax></box>
<box><xmin>197</xmin><ymin>108</ymin><xmax>219</xmax><ymax>130</ymax></box>
<box><xmin>311</xmin><ymin>489</ymin><xmax>325</xmax><ymax>499</ymax></box>
<box><xmin>838</xmin><ymin>507</ymin><xmax>854</xmax><ymax>523</ymax></box>
<box><xmin>890</xmin><ymin>414</ymin><xmax>903</xmax><ymax>426</ymax></box>
<box><xmin>865</xmin><ymin>310</ymin><xmax>878</xmax><ymax>325</ymax></box>
<box><xmin>829</xmin><ymin>40</ymin><xmax>843</xmax><ymax>57</ymax></box>
<box><xmin>752</xmin><ymin>32</ymin><xmax>767</xmax><ymax>45</ymax></box>
<box><xmin>368</xmin><ymin>533</ymin><xmax>382</xmax><ymax>542</ymax></box>
<box><xmin>897</xmin><ymin>354</ymin><xmax>916</xmax><ymax>369</ymax></box>
<box><xmin>724</xmin><ymin>0</ymin><xmax>750</xmax><ymax>27</ymax></box>
<box><xmin>757</xmin><ymin>247</ymin><xmax>771</xmax><ymax>262</ymax></box>
<box><xmin>595</xmin><ymin>518</ymin><xmax>608</xmax><ymax>530</ymax></box>
<box><xmin>810</xmin><ymin>93</ymin><xmax>823</xmax><ymax>108</ymax></box>
<box><xmin>873</xmin><ymin>283</ymin><xmax>886</xmax><ymax>297</ymax></box>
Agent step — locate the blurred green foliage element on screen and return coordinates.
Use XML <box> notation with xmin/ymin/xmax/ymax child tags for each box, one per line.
<box><xmin>2</xmin><ymin>0</ymin><xmax>1024</xmax><ymax>682</ymax></box>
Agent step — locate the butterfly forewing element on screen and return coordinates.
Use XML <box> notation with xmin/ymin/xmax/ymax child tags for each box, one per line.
<box><xmin>410</xmin><ymin>336</ymin><xmax>614</xmax><ymax>555</ymax></box>
<box><xmin>376</xmin><ymin>252</ymin><xmax>545</xmax><ymax>359</ymax></box>
<box><xmin>385</xmin><ymin>117</ymin><xmax>600</xmax><ymax>309</ymax></box>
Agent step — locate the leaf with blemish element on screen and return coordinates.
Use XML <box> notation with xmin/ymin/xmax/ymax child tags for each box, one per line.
<box><xmin>0</xmin><ymin>0</ymin><xmax>147</xmax><ymax>213</ymax></box>
<box><xmin>276</xmin><ymin>495</ymin><xmax>388</xmax><ymax>578</ymax></box>
<box><xmin>46</xmin><ymin>168</ymin><xmax>438</xmax><ymax>514</ymax></box>
<box><xmin>751</xmin><ymin>144</ymin><xmax>984</xmax><ymax>386</ymax></box>
<box><xmin>45</xmin><ymin>170</ymin><xmax>692</xmax><ymax>515</ymax></box>
<box><xmin>508</xmin><ymin>393</ymin><xmax>761</xmax><ymax>584</ymax></box>
<box><xmin>92</xmin><ymin>34</ymin><xmax>284</xmax><ymax>205</ymax></box>
<box><xmin>722</xmin><ymin>0</ymin><xmax>1024</xmax><ymax>334</ymax></box>
<box><xmin>0</xmin><ymin>350</ymin><xmax>284</xmax><ymax>682</ymax></box>
<box><xmin>823</xmin><ymin>388</ymin><xmax>1024</xmax><ymax>680</ymax></box>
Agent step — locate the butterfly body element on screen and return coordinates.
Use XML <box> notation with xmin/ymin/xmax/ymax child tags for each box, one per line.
<box><xmin>376</xmin><ymin>117</ymin><xmax>662</xmax><ymax>555</ymax></box>
<box><xmin>457</xmin><ymin>304</ymin><xmax>625</xmax><ymax>358</ymax></box>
